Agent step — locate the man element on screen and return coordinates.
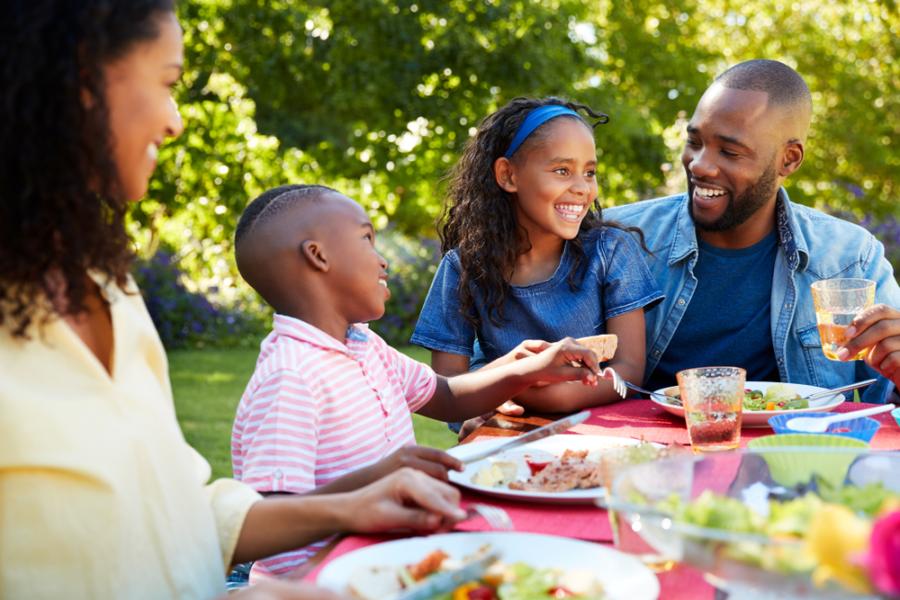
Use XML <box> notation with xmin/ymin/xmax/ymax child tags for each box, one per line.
<box><xmin>605</xmin><ymin>59</ymin><xmax>900</xmax><ymax>402</ymax></box>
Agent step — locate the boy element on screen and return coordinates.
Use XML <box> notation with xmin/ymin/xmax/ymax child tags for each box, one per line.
<box><xmin>231</xmin><ymin>184</ymin><xmax>600</xmax><ymax>579</ymax></box>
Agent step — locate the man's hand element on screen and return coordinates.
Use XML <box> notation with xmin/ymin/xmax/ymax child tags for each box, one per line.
<box><xmin>344</xmin><ymin>468</ymin><xmax>467</xmax><ymax>534</ymax></box>
<box><xmin>368</xmin><ymin>446</ymin><xmax>462</xmax><ymax>483</ymax></box>
<box><xmin>839</xmin><ymin>304</ymin><xmax>900</xmax><ymax>385</ymax></box>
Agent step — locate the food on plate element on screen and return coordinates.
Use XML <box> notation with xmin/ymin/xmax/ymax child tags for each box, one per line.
<box><xmin>346</xmin><ymin>545</ymin><xmax>606</xmax><ymax>599</ymax></box>
<box><xmin>508</xmin><ymin>450</ymin><xmax>603</xmax><ymax>492</ymax></box>
<box><xmin>471</xmin><ymin>461</ymin><xmax>517</xmax><ymax>488</ymax></box>
<box><xmin>575</xmin><ymin>334</ymin><xmax>618</xmax><ymax>362</ymax></box>
<box><xmin>663</xmin><ymin>385</ymin><xmax>810</xmax><ymax>412</ymax></box>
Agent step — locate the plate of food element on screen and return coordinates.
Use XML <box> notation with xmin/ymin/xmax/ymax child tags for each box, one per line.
<box><xmin>447</xmin><ymin>435</ymin><xmax>660</xmax><ymax>504</ymax></box>
<box><xmin>650</xmin><ymin>381</ymin><xmax>846</xmax><ymax>427</ymax></box>
<box><xmin>317</xmin><ymin>531</ymin><xmax>660</xmax><ymax>600</ymax></box>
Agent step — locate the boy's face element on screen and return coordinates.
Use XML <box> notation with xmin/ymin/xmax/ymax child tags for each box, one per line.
<box><xmin>319</xmin><ymin>193</ymin><xmax>390</xmax><ymax>324</ymax></box>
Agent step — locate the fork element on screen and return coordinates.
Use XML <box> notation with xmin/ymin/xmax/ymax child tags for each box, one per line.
<box><xmin>601</xmin><ymin>367</ymin><xmax>680</xmax><ymax>403</ymax></box>
<box><xmin>465</xmin><ymin>503</ymin><xmax>513</xmax><ymax>531</ymax></box>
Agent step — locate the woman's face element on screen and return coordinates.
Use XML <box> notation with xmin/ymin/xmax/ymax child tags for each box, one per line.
<box><xmin>103</xmin><ymin>11</ymin><xmax>184</xmax><ymax>201</ymax></box>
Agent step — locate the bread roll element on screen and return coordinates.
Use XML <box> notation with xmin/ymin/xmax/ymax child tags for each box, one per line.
<box><xmin>575</xmin><ymin>334</ymin><xmax>618</xmax><ymax>362</ymax></box>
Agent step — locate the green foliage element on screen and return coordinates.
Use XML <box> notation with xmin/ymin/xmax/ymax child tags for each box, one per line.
<box><xmin>132</xmin><ymin>0</ymin><xmax>898</xmax><ymax>312</ymax></box>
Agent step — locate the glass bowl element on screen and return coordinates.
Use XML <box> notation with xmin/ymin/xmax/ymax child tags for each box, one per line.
<box><xmin>605</xmin><ymin>448</ymin><xmax>900</xmax><ymax>599</ymax></box>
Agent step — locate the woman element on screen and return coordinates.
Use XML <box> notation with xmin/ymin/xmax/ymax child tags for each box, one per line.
<box><xmin>0</xmin><ymin>2</ymin><xmax>465</xmax><ymax>598</ymax></box>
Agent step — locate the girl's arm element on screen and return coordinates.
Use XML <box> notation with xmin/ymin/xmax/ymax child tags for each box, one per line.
<box><xmin>504</xmin><ymin>308</ymin><xmax>647</xmax><ymax>413</ymax></box>
<box><xmin>431</xmin><ymin>350</ymin><xmax>470</xmax><ymax>377</ymax></box>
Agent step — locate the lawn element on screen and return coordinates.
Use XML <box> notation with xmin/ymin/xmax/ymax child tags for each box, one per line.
<box><xmin>169</xmin><ymin>345</ymin><xmax>458</xmax><ymax>479</ymax></box>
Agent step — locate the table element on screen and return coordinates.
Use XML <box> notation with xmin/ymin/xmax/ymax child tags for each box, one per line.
<box><xmin>301</xmin><ymin>399</ymin><xmax>900</xmax><ymax>598</ymax></box>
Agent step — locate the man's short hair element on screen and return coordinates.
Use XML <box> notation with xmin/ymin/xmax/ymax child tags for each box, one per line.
<box><xmin>715</xmin><ymin>59</ymin><xmax>812</xmax><ymax>110</ymax></box>
<box><xmin>235</xmin><ymin>184</ymin><xmax>335</xmax><ymax>246</ymax></box>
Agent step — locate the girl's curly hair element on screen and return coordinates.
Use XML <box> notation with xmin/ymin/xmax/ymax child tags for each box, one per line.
<box><xmin>0</xmin><ymin>0</ymin><xmax>174</xmax><ymax>338</ymax></box>
<box><xmin>439</xmin><ymin>96</ymin><xmax>647</xmax><ymax>330</ymax></box>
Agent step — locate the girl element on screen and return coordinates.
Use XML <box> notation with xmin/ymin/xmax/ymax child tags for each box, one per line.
<box><xmin>0</xmin><ymin>2</ymin><xmax>466</xmax><ymax>598</ymax></box>
<box><xmin>412</xmin><ymin>97</ymin><xmax>663</xmax><ymax>414</ymax></box>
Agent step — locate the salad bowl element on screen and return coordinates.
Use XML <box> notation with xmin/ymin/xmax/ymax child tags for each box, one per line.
<box><xmin>605</xmin><ymin>448</ymin><xmax>900</xmax><ymax>599</ymax></box>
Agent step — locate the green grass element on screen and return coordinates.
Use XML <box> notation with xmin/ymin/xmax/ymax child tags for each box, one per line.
<box><xmin>169</xmin><ymin>345</ymin><xmax>457</xmax><ymax>479</ymax></box>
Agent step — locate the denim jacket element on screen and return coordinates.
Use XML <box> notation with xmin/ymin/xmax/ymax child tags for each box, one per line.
<box><xmin>604</xmin><ymin>189</ymin><xmax>900</xmax><ymax>403</ymax></box>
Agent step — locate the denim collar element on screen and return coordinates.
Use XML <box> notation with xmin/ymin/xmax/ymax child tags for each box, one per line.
<box><xmin>667</xmin><ymin>187</ymin><xmax>809</xmax><ymax>271</ymax></box>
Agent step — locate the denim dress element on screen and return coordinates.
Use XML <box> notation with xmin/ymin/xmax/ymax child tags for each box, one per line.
<box><xmin>411</xmin><ymin>226</ymin><xmax>663</xmax><ymax>363</ymax></box>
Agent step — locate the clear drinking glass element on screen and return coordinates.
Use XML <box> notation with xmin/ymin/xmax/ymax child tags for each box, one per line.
<box><xmin>810</xmin><ymin>278</ymin><xmax>876</xmax><ymax>361</ymax></box>
<box><xmin>677</xmin><ymin>366</ymin><xmax>745</xmax><ymax>453</ymax></box>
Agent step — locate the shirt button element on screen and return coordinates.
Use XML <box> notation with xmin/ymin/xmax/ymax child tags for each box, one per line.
<box><xmin>677</xmin><ymin>298</ymin><xmax>686</xmax><ymax>306</ymax></box>
<box><xmin>274</xmin><ymin>469</ymin><xmax>283</xmax><ymax>480</ymax></box>
<box><xmin>653</xmin><ymin>350</ymin><xmax>661</xmax><ymax>357</ymax></box>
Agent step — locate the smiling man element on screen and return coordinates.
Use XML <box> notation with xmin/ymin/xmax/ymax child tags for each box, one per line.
<box><xmin>605</xmin><ymin>59</ymin><xmax>900</xmax><ymax>402</ymax></box>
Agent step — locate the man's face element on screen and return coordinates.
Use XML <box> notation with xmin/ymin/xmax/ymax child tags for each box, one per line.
<box><xmin>681</xmin><ymin>84</ymin><xmax>783</xmax><ymax>234</ymax></box>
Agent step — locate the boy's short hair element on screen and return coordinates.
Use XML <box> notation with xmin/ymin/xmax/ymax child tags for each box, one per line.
<box><xmin>234</xmin><ymin>183</ymin><xmax>335</xmax><ymax>247</ymax></box>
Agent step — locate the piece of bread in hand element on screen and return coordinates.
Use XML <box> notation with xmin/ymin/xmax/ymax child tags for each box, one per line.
<box><xmin>575</xmin><ymin>334</ymin><xmax>618</xmax><ymax>362</ymax></box>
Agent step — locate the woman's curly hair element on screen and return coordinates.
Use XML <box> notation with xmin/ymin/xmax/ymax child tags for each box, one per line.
<box><xmin>0</xmin><ymin>0</ymin><xmax>174</xmax><ymax>337</ymax></box>
<box><xmin>439</xmin><ymin>96</ymin><xmax>647</xmax><ymax>330</ymax></box>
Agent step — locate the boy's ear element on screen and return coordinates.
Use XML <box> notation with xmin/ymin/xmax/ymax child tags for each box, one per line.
<box><xmin>493</xmin><ymin>157</ymin><xmax>518</xmax><ymax>193</ymax></box>
<box><xmin>300</xmin><ymin>239</ymin><xmax>329</xmax><ymax>272</ymax></box>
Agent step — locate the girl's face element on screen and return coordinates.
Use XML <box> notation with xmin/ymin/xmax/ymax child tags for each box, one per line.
<box><xmin>103</xmin><ymin>11</ymin><xmax>184</xmax><ymax>201</ymax></box>
<box><xmin>500</xmin><ymin>118</ymin><xmax>598</xmax><ymax>244</ymax></box>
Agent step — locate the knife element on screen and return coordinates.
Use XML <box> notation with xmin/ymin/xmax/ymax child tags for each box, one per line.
<box><xmin>458</xmin><ymin>410</ymin><xmax>591</xmax><ymax>464</ymax></box>
<box><xmin>393</xmin><ymin>551</ymin><xmax>500</xmax><ymax>600</ymax></box>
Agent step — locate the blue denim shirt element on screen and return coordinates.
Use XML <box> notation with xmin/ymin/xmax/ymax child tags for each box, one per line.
<box><xmin>411</xmin><ymin>226</ymin><xmax>663</xmax><ymax>362</ymax></box>
<box><xmin>604</xmin><ymin>189</ymin><xmax>900</xmax><ymax>403</ymax></box>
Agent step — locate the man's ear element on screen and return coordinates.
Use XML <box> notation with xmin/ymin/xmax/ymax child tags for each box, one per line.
<box><xmin>300</xmin><ymin>239</ymin><xmax>329</xmax><ymax>272</ymax></box>
<box><xmin>493</xmin><ymin>157</ymin><xmax>518</xmax><ymax>193</ymax></box>
<box><xmin>779</xmin><ymin>140</ymin><xmax>804</xmax><ymax>177</ymax></box>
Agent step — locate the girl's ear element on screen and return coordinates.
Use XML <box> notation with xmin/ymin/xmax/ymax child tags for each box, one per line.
<box><xmin>493</xmin><ymin>156</ymin><xmax>518</xmax><ymax>193</ymax></box>
<box><xmin>300</xmin><ymin>239</ymin><xmax>329</xmax><ymax>272</ymax></box>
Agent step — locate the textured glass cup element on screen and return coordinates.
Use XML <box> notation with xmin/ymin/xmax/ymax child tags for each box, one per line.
<box><xmin>810</xmin><ymin>278</ymin><xmax>875</xmax><ymax>361</ymax></box>
<box><xmin>677</xmin><ymin>366</ymin><xmax>746</xmax><ymax>453</ymax></box>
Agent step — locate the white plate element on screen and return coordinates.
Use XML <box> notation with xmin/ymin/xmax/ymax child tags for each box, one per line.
<box><xmin>447</xmin><ymin>434</ymin><xmax>651</xmax><ymax>504</ymax></box>
<box><xmin>317</xmin><ymin>531</ymin><xmax>660</xmax><ymax>600</ymax></box>
<box><xmin>651</xmin><ymin>381</ymin><xmax>846</xmax><ymax>428</ymax></box>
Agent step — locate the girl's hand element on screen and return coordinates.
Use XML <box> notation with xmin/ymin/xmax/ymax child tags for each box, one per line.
<box><xmin>345</xmin><ymin>468</ymin><xmax>467</xmax><ymax>533</ymax></box>
<box><xmin>369</xmin><ymin>446</ymin><xmax>463</xmax><ymax>483</ymax></box>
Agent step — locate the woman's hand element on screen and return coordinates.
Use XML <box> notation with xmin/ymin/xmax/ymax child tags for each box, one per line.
<box><xmin>344</xmin><ymin>468</ymin><xmax>467</xmax><ymax>534</ymax></box>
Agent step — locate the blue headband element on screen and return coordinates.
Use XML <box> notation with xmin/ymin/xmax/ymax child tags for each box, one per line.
<box><xmin>503</xmin><ymin>105</ymin><xmax>582</xmax><ymax>158</ymax></box>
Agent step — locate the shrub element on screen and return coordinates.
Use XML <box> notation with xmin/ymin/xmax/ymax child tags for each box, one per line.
<box><xmin>368</xmin><ymin>228</ymin><xmax>441</xmax><ymax>347</ymax></box>
<box><xmin>133</xmin><ymin>251</ymin><xmax>269</xmax><ymax>350</ymax></box>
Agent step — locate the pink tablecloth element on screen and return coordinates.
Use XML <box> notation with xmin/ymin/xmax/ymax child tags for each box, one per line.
<box><xmin>302</xmin><ymin>399</ymin><xmax>900</xmax><ymax>598</ymax></box>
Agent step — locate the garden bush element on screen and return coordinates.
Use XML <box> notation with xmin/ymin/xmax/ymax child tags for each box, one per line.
<box><xmin>133</xmin><ymin>250</ymin><xmax>270</xmax><ymax>350</ymax></box>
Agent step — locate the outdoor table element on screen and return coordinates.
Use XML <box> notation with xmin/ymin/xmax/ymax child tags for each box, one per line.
<box><xmin>298</xmin><ymin>398</ymin><xmax>900</xmax><ymax>598</ymax></box>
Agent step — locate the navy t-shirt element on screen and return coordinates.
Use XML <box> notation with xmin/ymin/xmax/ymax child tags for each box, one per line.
<box><xmin>645</xmin><ymin>230</ymin><xmax>780</xmax><ymax>390</ymax></box>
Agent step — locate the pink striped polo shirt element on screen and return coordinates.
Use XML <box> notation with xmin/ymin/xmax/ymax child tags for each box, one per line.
<box><xmin>231</xmin><ymin>314</ymin><xmax>437</xmax><ymax>579</ymax></box>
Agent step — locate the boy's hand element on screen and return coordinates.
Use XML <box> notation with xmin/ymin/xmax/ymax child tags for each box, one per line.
<box><xmin>346</xmin><ymin>468</ymin><xmax>466</xmax><ymax>533</ymax></box>
<box><xmin>519</xmin><ymin>337</ymin><xmax>600</xmax><ymax>386</ymax></box>
<box><xmin>371</xmin><ymin>446</ymin><xmax>463</xmax><ymax>482</ymax></box>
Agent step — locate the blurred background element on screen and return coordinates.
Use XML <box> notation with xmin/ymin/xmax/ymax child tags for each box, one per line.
<box><xmin>136</xmin><ymin>0</ymin><xmax>898</xmax><ymax>351</ymax></box>
<box><xmin>143</xmin><ymin>0</ymin><xmax>899</xmax><ymax>474</ymax></box>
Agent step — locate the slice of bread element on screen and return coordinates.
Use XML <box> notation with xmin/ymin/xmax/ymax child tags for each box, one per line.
<box><xmin>575</xmin><ymin>334</ymin><xmax>618</xmax><ymax>362</ymax></box>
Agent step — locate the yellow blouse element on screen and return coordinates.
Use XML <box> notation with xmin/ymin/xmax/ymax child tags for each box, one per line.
<box><xmin>0</xmin><ymin>276</ymin><xmax>261</xmax><ymax>598</ymax></box>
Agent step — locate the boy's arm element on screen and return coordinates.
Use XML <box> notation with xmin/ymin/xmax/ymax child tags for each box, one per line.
<box><xmin>510</xmin><ymin>309</ymin><xmax>647</xmax><ymax>412</ymax></box>
<box><xmin>416</xmin><ymin>338</ymin><xmax>600</xmax><ymax>422</ymax></box>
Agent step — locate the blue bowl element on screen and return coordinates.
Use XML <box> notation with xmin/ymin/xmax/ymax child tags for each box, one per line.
<box><xmin>767</xmin><ymin>412</ymin><xmax>880</xmax><ymax>443</ymax></box>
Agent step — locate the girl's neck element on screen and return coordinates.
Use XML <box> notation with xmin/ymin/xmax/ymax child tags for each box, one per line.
<box><xmin>510</xmin><ymin>234</ymin><xmax>566</xmax><ymax>286</ymax></box>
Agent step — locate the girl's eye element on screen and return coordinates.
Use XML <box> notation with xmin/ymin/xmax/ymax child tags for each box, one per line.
<box><xmin>585</xmin><ymin>170</ymin><xmax>596</xmax><ymax>178</ymax></box>
<box><xmin>554</xmin><ymin>168</ymin><xmax>570</xmax><ymax>176</ymax></box>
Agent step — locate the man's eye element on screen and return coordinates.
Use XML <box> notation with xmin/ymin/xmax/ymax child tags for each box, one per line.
<box><xmin>686</xmin><ymin>138</ymin><xmax>701</xmax><ymax>148</ymax></box>
<box><xmin>721</xmin><ymin>149</ymin><xmax>739</xmax><ymax>157</ymax></box>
